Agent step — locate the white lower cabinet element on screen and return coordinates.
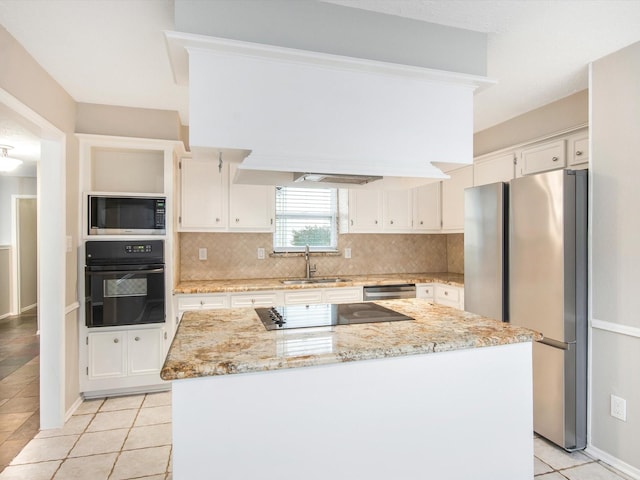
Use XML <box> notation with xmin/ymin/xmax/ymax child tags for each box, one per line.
<box><xmin>416</xmin><ymin>283</ymin><xmax>435</xmax><ymax>300</ymax></box>
<box><xmin>284</xmin><ymin>290</ymin><xmax>324</xmax><ymax>305</ymax></box>
<box><xmin>434</xmin><ymin>284</ymin><xmax>464</xmax><ymax>310</ymax></box>
<box><xmin>322</xmin><ymin>287</ymin><xmax>363</xmax><ymax>304</ymax></box>
<box><xmin>177</xmin><ymin>294</ymin><xmax>229</xmax><ymax>311</ymax></box>
<box><xmin>230</xmin><ymin>292</ymin><xmax>284</xmax><ymax>308</ymax></box>
<box><xmin>84</xmin><ymin>326</ymin><xmax>166</xmax><ymax>394</ymax></box>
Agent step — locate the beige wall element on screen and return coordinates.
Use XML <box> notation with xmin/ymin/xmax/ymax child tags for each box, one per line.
<box><xmin>18</xmin><ymin>198</ymin><xmax>37</xmax><ymax>310</ymax></box>
<box><xmin>590</xmin><ymin>40</ymin><xmax>640</xmax><ymax>471</ymax></box>
<box><xmin>474</xmin><ymin>89</ymin><xmax>588</xmax><ymax>157</ymax></box>
<box><xmin>180</xmin><ymin>232</ymin><xmax>452</xmax><ymax>281</ymax></box>
<box><xmin>76</xmin><ymin>103</ymin><xmax>183</xmax><ymax>141</ymax></box>
<box><xmin>1</xmin><ymin>24</ymin><xmax>79</xmax><ymax>411</ymax></box>
<box><xmin>446</xmin><ymin>233</ymin><xmax>464</xmax><ymax>274</ymax></box>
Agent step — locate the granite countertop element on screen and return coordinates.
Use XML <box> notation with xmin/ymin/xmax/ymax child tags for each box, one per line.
<box><xmin>173</xmin><ymin>272</ymin><xmax>464</xmax><ymax>294</ymax></box>
<box><xmin>161</xmin><ymin>298</ymin><xmax>541</xmax><ymax>381</ymax></box>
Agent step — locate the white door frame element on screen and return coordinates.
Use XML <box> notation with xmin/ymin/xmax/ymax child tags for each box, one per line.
<box><xmin>11</xmin><ymin>194</ymin><xmax>38</xmax><ymax>318</ymax></box>
<box><xmin>1</xmin><ymin>88</ymin><xmax>67</xmax><ymax>429</ymax></box>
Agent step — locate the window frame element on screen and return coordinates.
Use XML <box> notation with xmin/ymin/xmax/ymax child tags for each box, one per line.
<box><xmin>273</xmin><ymin>186</ymin><xmax>339</xmax><ymax>253</ymax></box>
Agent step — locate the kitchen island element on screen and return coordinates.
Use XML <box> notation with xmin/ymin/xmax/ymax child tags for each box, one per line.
<box><xmin>162</xmin><ymin>298</ymin><xmax>541</xmax><ymax>480</ymax></box>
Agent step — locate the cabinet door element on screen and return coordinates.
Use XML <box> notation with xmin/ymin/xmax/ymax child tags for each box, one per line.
<box><xmin>284</xmin><ymin>290</ymin><xmax>323</xmax><ymax>305</ymax></box>
<box><xmin>413</xmin><ymin>182</ymin><xmax>441</xmax><ymax>232</ymax></box>
<box><xmin>348</xmin><ymin>190</ymin><xmax>382</xmax><ymax>232</ymax></box>
<box><xmin>180</xmin><ymin>157</ymin><xmax>227</xmax><ymax>230</ymax></box>
<box><xmin>416</xmin><ymin>283</ymin><xmax>435</xmax><ymax>300</ymax></box>
<box><xmin>382</xmin><ymin>190</ymin><xmax>413</xmax><ymax>231</ymax></box>
<box><xmin>323</xmin><ymin>287</ymin><xmax>363</xmax><ymax>304</ymax></box>
<box><xmin>128</xmin><ymin>329</ymin><xmax>163</xmax><ymax>376</ymax></box>
<box><xmin>568</xmin><ymin>132</ymin><xmax>589</xmax><ymax>166</ymax></box>
<box><xmin>88</xmin><ymin>331</ymin><xmax>126</xmax><ymax>379</ymax></box>
<box><xmin>228</xmin><ymin>162</ymin><xmax>275</xmax><ymax>231</ymax></box>
<box><xmin>520</xmin><ymin>140</ymin><xmax>566</xmax><ymax>176</ymax></box>
<box><xmin>441</xmin><ymin>166</ymin><xmax>473</xmax><ymax>232</ymax></box>
<box><xmin>474</xmin><ymin>152</ymin><xmax>515</xmax><ymax>186</ymax></box>
<box><xmin>435</xmin><ymin>284</ymin><xmax>462</xmax><ymax>309</ymax></box>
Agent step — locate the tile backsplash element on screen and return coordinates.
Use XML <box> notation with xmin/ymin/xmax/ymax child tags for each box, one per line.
<box><xmin>180</xmin><ymin>232</ymin><xmax>464</xmax><ymax>281</ymax></box>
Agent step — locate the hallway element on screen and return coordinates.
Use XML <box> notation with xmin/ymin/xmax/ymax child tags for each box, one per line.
<box><xmin>0</xmin><ymin>308</ymin><xmax>39</xmax><ymax>471</ymax></box>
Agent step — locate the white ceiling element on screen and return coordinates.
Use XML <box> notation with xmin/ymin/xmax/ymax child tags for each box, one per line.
<box><xmin>1</xmin><ymin>0</ymin><xmax>640</xmax><ymax>174</ymax></box>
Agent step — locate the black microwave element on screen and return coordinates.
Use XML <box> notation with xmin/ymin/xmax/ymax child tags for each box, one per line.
<box><xmin>89</xmin><ymin>195</ymin><xmax>166</xmax><ymax>235</ymax></box>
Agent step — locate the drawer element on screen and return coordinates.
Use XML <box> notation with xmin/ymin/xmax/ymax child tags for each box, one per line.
<box><xmin>230</xmin><ymin>292</ymin><xmax>283</xmax><ymax>308</ymax></box>
<box><xmin>520</xmin><ymin>139</ymin><xmax>566</xmax><ymax>175</ymax></box>
<box><xmin>284</xmin><ymin>290</ymin><xmax>323</xmax><ymax>305</ymax></box>
<box><xmin>416</xmin><ymin>283</ymin><xmax>435</xmax><ymax>300</ymax></box>
<box><xmin>435</xmin><ymin>285</ymin><xmax>460</xmax><ymax>304</ymax></box>
<box><xmin>177</xmin><ymin>294</ymin><xmax>229</xmax><ymax>310</ymax></box>
<box><xmin>323</xmin><ymin>287</ymin><xmax>363</xmax><ymax>304</ymax></box>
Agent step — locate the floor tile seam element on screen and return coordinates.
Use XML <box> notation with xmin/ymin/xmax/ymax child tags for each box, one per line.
<box><xmin>552</xmin><ymin>458</ymin><xmax>598</xmax><ymax>473</ymax></box>
<box><xmin>105</xmin><ymin>398</ymin><xmax>145</xmax><ymax>479</ymax></box>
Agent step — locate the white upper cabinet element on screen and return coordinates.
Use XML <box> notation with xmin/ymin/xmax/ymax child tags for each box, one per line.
<box><xmin>413</xmin><ymin>182</ymin><xmax>441</xmax><ymax>232</ymax></box>
<box><xmin>179</xmin><ymin>159</ymin><xmax>276</xmax><ymax>232</ymax></box>
<box><xmin>348</xmin><ymin>190</ymin><xmax>383</xmax><ymax>232</ymax></box>
<box><xmin>567</xmin><ymin>131</ymin><xmax>589</xmax><ymax>166</ymax></box>
<box><xmin>179</xmin><ymin>157</ymin><xmax>228</xmax><ymax>231</ymax></box>
<box><xmin>473</xmin><ymin>152</ymin><xmax>515</xmax><ymax>186</ymax></box>
<box><xmin>382</xmin><ymin>190</ymin><xmax>413</xmax><ymax>232</ymax></box>
<box><xmin>519</xmin><ymin>139</ymin><xmax>566</xmax><ymax>176</ymax></box>
<box><xmin>348</xmin><ymin>189</ymin><xmax>413</xmax><ymax>233</ymax></box>
<box><xmin>441</xmin><ymin>165</ymin><xmax>473</xmax><ymax>232</ymax></box>
<box><xmin>228</xmin><ymin>162</ymin><xmax>275</xmax><ymax>232</ymax></box>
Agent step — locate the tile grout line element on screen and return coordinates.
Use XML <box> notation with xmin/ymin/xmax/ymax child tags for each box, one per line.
<box><xmin>106</xmin><ymin>392</ymin><xmax>147</xmax><ymax>480</ymax></box>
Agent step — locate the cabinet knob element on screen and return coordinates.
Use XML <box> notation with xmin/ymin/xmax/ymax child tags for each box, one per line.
<box><xmin>444</xmin><ymin>291</ymin><xmax>449</xmax><ymax>296</ymax></box>
<box><xmin>552</xmin><ymin>156</ymin><xmax>559</xmax><ymax>162</ymax></box>
<box><xmin>113</xmin><ymin>338</ymin><xmax>119</xmax><ymax>343</ymax></box>
<box><xmin>390</xmin><ymin>220</ymin><xmax>394</xmax><ymax>225</ymax></box>
<box><xmin>215</xmin><ymin>218</ymin><xmax>220</xmax><ymax>222</ymax></box>
<box><xmin>576</xmin><ymin>150</ymin><xmax>583</xmax><ymax>156</ymax></box>
<box><xmin>134</xmin><ymin>336</ymin><xmax>140</xmax><ymax>341</ymax></box>
<box><xmin>350</xmin><ymin>219</ymin><xmax>354</xmax><ymax>226</ymax></box>
<box><xmin>374</xmin><ymin>220</ymin><xmax>378</xmax><ymax>225</ymax></box>
<box><xmin>200</xmin><ymin>300</ymin><xmax>204</xmax><ymax>306</ymax></box>
<box><xmin>420</xmin><ymin>221</ymin><xmax>424</xmax><ymax>225</ymax></box>
<box><xmin>235</xmin><ymin>218</ymin><xmax>240</xmax><ymax>223</ymax></box>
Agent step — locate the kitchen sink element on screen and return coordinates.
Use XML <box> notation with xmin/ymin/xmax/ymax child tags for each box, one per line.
<box><xmin>281</xmin><ymin>278</ymin><xmax>352</xmax><ymax>285</ymax></box>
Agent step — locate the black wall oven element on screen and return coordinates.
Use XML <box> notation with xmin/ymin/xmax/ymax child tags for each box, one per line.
<box><xmin>85</xmin><ymin>240</ymin><xmax>165</xmax><ymax>328</ymax></box>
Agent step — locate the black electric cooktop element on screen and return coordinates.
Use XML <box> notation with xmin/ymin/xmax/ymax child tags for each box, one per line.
<box><xmin>255</xmin><ymin>302</ymin><xmax>414</xmax><ymax>331</ymax></box>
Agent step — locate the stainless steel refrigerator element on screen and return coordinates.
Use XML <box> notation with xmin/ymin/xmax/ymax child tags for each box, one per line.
<box><xmin>464</xmin><ymin>169</ymin><xmax>588</xmax><ymax>451</ymax></box>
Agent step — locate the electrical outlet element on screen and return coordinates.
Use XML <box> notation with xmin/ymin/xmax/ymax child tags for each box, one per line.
<box><xmin>344</xmin><ymin>247</ymin><xmax>352</xmax><ymax>259</ymax></box>
<box><xmin>611</xmin><ymin>394</ymin><xmax>627</xmax><ymax>421</ymax></box>
<box><xmin>198</xmin><ymin>248</ymin><xmax>207</xmax><ymax>261</ymax></box>
<box><xmin>257</xmin><ymin>248</ymin><xmax>265</xmax><ymax>260</ymax></box>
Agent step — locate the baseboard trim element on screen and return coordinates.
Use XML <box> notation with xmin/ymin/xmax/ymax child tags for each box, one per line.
<box><xmin>64</xmin><ymin>395</ymin><xmax>84</xmax><ymax>423</ymax></box>
<box><xmin>20</xmin><ymin>303</ymin><xmax>37</xmax><ymax>313</ymax></box>
<box><xmin>0</xmin><ymin>312</ymin><xmax>11</xmax><ymax>320</ymax></box>
<box><xmin>586</xmin><ymin>445</ymin><xmax>640</xmax><ymax>479</ymax></box>
<box><xmin>592</xmin><ymin>318</ymin><xmax>640</xmax><ymax>339</ymax></box>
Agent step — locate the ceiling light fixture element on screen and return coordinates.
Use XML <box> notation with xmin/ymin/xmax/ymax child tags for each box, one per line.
<box><xmin>0</xmin><ymin>145</ymin><xmax>23</xmax><ymax>172</ymax></box>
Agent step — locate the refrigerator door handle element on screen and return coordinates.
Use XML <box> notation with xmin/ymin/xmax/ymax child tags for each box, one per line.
<box><xmin>538</xmin><ymin>337</ymin><xmax>571</xmax><ymax>350</ymax></box>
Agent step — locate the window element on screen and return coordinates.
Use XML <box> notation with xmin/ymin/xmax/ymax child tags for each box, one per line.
<box><xmin>274</xmin><ymin>187</ymin><xmax>338</xmax><ymax>252</ymax></box>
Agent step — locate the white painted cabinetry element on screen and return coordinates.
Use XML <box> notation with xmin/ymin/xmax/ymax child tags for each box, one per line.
<box><xmin>567</xmin><ymin>132</ymin><xmax>589</xmax><ymax>166</ymax></box>
<box><xmin>382</xmin><ymin>190</ymin><xmax>413</xmax><ymax>231</ymax></box>
<box><xmin>416</xmin><ymin>283</ymin><xmax>435</xmax><ymax>300</ymax></box>
<box><xmin>179</xmin><ymin>157</ymin><xmax>227</xmax><ymax>230</ymax></box>
<box><xmin>519</xmin><ymin>139</ymin><xmax>566</xmax><ymax>176</ymax></box>
<box><xmin>413</xmin><ymin>183</ymin><xmax>441</xmax><ymax>232</ymax></box>
<box><xmin>441</xmin><ymin>165</ymin><xmax>473</xmax><ymax>232</ymax></box>
<box><xmin>179</xmin><ymin>159</ymin><xmax>275</xmax><ymax>232</ymax></box>
<box><xmin>473</xmin><ymin>152</ymin><xmax>515</xmax><ymax>186</ymax></box>
<box><xmin>322</xmin><ymin>287</ymin><xmax>363</xmax><ymax>304</ymax></box>
<box><xmin>284</xmin><ymin>289</ymin><xmax>324</xmax><ymax>305</ymax></box>
<box><xmin>435</xmin><ymin>284</ymin><xmax>464</xmax><ymax>309</ymax></box>
<box><xmin>229</xmin><ymin>291</ymin><xmax>284</xmax><ymax>308</ymax></box>
<box><xmin>228</xmin><ymin>162</ymin><xmax>275</xmax><ymax>231</ymax></box>
<box><xmin>86</xmin><ymin>327</ymin><xmax>165</xmax><ymax>387</ymax></box>
<box><xmin>348</xmin><ymin>190</ymin><xmax>412</xmax><ymax>233</ymax></box>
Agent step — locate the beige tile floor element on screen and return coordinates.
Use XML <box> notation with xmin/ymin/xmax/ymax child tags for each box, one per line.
<box><xmin>0</xmin><ymin>392</ymin><xmax>172</xmax><ymax>480</ymax></box>
<box><xmin>1</xmin><ymin>390</ymin><xmax>634</xmax><ymax>480</ymax></box>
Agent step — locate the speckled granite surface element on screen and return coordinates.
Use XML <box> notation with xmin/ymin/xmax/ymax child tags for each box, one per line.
<box><xmin>173</xmin><ymin>272</ymin><xmax>464</xmax><ymax>294</ymax></box>
<box><xmin>161</xmin><ymin>298</ymin><xmax>541</xmax><ymax>380</ymax></box>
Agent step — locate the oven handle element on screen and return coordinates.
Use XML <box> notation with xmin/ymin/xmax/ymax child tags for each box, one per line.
<box><xmin>86</xmin><ymin>268</ymin><xmax>165</xmax><ymax>276</ymax></box>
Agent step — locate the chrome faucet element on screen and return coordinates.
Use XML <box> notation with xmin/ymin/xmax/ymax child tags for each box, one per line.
<box><xmin>304</xmin><ymin>245</ymin><xmax>317</xmax><ymax>279</ymax></box>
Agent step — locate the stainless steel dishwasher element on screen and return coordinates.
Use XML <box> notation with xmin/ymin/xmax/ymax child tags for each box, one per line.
<box><xmin>363</xmin><ymin>284</ymin><xmax>416</xmax><ymax>301</ymax></box>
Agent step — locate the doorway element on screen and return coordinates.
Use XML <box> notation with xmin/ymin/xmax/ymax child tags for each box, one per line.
<box><xmin>11</xmin><ymin>196</ymin><xmax>38</xmax><ymax>318</ymax></box>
